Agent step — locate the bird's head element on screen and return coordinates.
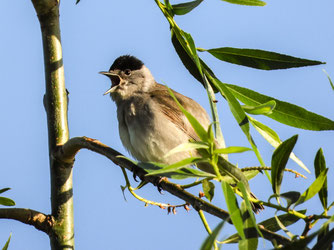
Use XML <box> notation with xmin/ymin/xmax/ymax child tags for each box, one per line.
<box><xmin>100</xmin><ymin>55</ymin><xmax>155</xmax><ymax>102</ymax></box>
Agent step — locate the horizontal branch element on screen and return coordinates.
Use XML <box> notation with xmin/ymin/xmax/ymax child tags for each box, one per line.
<box><xmin>56</xmin><ymin>137</ymin><xmax>230</xmax><ymax>220</ymax></box>
<box><xmin>0</xmin><ymin>208</ymin><xmax>53</xmax><ymax>234</ymax></box>
<box><xmin>56</xmin><ymin>136</ymin><xmax>291</xmax><ymax>245</ymax></box>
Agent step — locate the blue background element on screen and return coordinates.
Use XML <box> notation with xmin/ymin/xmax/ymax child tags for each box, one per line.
<box><xmin>1</xmin><ymin>0</ymin><xmax>333</xmax><ymax>249</ymax></box>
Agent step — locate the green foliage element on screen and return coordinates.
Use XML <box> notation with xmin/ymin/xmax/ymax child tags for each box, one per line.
<box><xmin>203</xmin><ymin>47</ymin><xmax>324</xmax><ymax>70</ymax></box>
<box><xmin>200</xmin><ymin>221</ymin><xmax>225</xmax><ymax>250</ymax></box>
<box><xmin>220</xmin><ymin>0</ymin><xmax>266</xmax><ymax>6</ymax></box>
<box><xmin>271</xmin><ymin>135</ymin><xmax>298</xmax><ymax>195</ymax></box>
<box><xmin>314</xmin><ymin>148</ymin><xmax>328</xmax><ymax>209</ymax></box>
<box><xmin>294</xmin><ymin>168</ymin><xmax>328</xmax><ymax>207</ymax></box>
<box><xmin>226</xmin><ymin>84</ymin><xmax>334</xmax><ymax>131</ymax></box>
<box><xmin>2</xmin><ymin>234</ymin><xmax>11</xmax><ymax>250</ymax></box>
<box><xmin>202</xmin><ymin>179</ymin><xmax>215</xmax><ymax>202</ymax></box>
<box><xmin>154</xmin><ymin>1</ymin><xmax>334</xmax><ymax>249</ymax></box>
<box><xmin>0</xmin><ymin>188</ymin><xmax>15</xmax><ymax>207</ymax></box>
<box><xmin>169</xmin><ymin>0</ymin><xmax>203</xmax><ymax>16</ymax></box>
<box><xmin>222</xmin><ymin>181</ymin><xmax>245</xmax><ymax>240</ymax></box>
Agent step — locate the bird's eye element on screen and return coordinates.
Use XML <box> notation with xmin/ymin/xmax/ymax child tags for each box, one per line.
<box><xmin>124</xmin><ymin>69</ymin><xmax>131</xmax><ymax>75</ymax></box>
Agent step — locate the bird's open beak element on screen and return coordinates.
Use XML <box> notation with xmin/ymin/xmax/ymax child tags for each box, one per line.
<box><xmin>99</xmin><ymin>71</ymin><xmax>121</xmax><ymax>95</ymax></box>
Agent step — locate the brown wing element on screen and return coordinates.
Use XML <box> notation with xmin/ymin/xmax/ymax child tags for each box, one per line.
<box><xmin>149</xmin><ymin>83</ymin><xmax>211</xmax><ymax>141</ymax></box>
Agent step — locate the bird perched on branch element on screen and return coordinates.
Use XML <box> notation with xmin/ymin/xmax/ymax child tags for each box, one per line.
<box><xmin>100</xmin><ymin>55</ymin><xmax>263</xmax><ymax>213</ymax></box>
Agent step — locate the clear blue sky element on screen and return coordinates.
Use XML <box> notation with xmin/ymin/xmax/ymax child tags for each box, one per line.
<box><xmin>1</xmin><ymin>0</ymin><xmax>333</xmax><ymax>249</ymax></box>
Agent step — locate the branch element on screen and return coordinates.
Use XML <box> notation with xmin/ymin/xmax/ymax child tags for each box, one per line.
<box><xmin>31</xmin><ymin>0</ymin><xmax>73</xmax><ymax>248</ymax></box>
<box><xmin>0</xmin><ymin>208</ymin><xmax>53</xmax><ymax>234</ymax></box>
<box><xmin>56</xmin><ymin>137</ymin><xmax>230</xmax><ymax>221</ymax></box>
<box><xmin>57</xmin><ymin>136</ymin><xmax>291</xmax><ymax>245</ymax></box>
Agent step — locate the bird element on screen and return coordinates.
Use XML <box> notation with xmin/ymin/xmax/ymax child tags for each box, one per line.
<box><xmin>100</xmin><ymin>55</ymin><xmax>263</xmax><ymax>213</ymax></box>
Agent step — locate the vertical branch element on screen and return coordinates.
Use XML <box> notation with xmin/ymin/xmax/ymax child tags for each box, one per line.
<box><xmin>31</xmin><ymin>1</ymin><xmax>74</xmax><ymax>249</ymax></box>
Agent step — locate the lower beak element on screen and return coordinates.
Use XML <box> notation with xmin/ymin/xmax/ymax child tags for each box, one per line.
<box><xmin>99</xmin><ymin>71</ymin><xmax>121</xmax><ymax>95</ymax></box>
<box><xmin>103</xmin><ymin>87</ymin><xmax>114</xmax><ymax>96</ymax></box>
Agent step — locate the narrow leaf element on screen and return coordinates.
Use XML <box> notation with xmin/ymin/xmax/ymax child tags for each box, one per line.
<box><xmin>200</xmin><ymin>221</ymin><xmax>225</xmax><ymax>250</ymax></box>
<box><xmin>139</xmin><ymin>162</ymin><xmax>215</xmax><ymax>179</ymax></box>
<box><xmin>280</xmin><ymin>191</ymin><xmax>301</xmax><ymax>208</ymax></box>
<box><xmin>172</xmin><ymin>33</ymin><xmax>218</xmax><ymax>91</ymax></box>
<box><xmin>209</xmin><ymin>76</ymin><xmax>250</xmax><ymax>136</ymax></box>
<box><xmin>226</xmin><ymin>84</ymin><xmax>334</xmax><ymax>131</ymax></box>
<box><xmin>222</xmin><ymin>181</ymin><xmax>245</xmax><ymax>240</ymax></box>
<box><xmin>223</xmin><ymin>210</ymin><xmax>306</xmax><ymax>243</ymax></box>
<box><xmin>313</xmin><ymin>227</ymin><xmax>334</xmax><ymax>250</ymax></box>
<box><xmin>165</xmin><ymin>141</ymin><xmax>209</xmax><ymax>158</ymax></box>
<box><xmin>274</xmin><ymin>214</ymin><xmax>295</xmax><ymax>239</ymax></box>
<box><xmin>209</xmin><ymin>76</ymin><xmax>268</xmax><ymax>170</ymax></box>
<box><xmin>145</xmin><ymin>157</ymin><xmax>206</xmax><ymax>176</ymax></box>
<box><xmin>242</xmin><ymin>100</ymin><xmax>276</xmax><ymax>115</ymax></box>
<box><xmin>205</xmin><ymin>47</ymin><xmax>324</xmax><ymax>70</ymax></box>
<box><xmin>314</xmin><ymin>148</ymin><xmax>328</xmax><ymax>209</ymax></box>
<box><xmin>294</xmin><ymin>168</ymin><xmax>329</xmax><ymax>207</ymax></box>
<box><xmin>167</xmin><ymin>87</ymin><xmax>208</xmax><ymax>141</ymax></box>
<box><xmin>202</xmin><ymin>179</ymin><xmax>215</xmax><ymax>202</ymax></box>
<box><xmin>220</xmin><ymin>0</ymin><xmax>265</xmax><ymax>6</ymax></box>
<box><xmin>214</xmin><ymin>146</ymin><xmax>252</xmax><ymax>154</ymax></box>
<box><xmin>171</xmin><ymin>0</ymin><xmax>203</xmax><ymax>15</ymax></box>
<box><xmin>239</xmin><ymin>201</ymin><xmax>258</xmax><ymax>250</ymax></box>
<box><xmin>271</xmin><ymin>135</ymin><xmax>298</xmax><ymax>195</ymax></box>
<box><xmin>323</xmin><ymin>69</ymin><xmax>334</xmax><ymax>91</ymax></box>
<box><xmin>249</xmin><ymin>116</ymin><xmax>310</xmax><ymax>173</ymax></box>
<box><xmin>2</xmin><ymin>233</ymin><xmax>11</xmax><ymax>250</ymax></box>
<box><xmin>238</xmin><ymin>182</ymin><xmax>262</xmax><ymax>238</ymax></box>
<box><xmin>0</xmin><ymin>197</ymin><xmax>15</xmax><ymax>206</ymax></box>
<box><xmin>0</xmin><ymin>188</ymin><xmax>10</xmax><ymax>195</ymax></box>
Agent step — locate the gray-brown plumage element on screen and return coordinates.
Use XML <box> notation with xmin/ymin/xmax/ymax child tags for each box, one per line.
<box><xmin>100</xmin><ymin>55</ymin><xmax>263</xmax><ymax>213</ymax></box>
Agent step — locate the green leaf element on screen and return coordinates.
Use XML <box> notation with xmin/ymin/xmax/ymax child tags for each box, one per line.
<box><xmin>238</xmin><ymin>182</ymin><xmax>262</xmax><ymax>238</ymax></box>
<box><xmin>172</xmin><ymin>33</ymin><xmax>211</xmax><ymax>90</ymax></box>
<box><xmin>260</xmin><ymin>210</ymin><xmax>306</xmax><ymax>232</ymax></box>
<box><xmin>222</xmin><ymin>181</ymin><xmax>245</xmax><ymax>240</ymax></box>
<box><xmin>209</xmin><ymin>76</ymin><xmax>250</xmax><ymax>136</ymax></box>
<box><xmin>226</xmin><ymin>84</ymin><xmax>334</xmax><ymax>131</ymax></box>
<box><xmin>0</xmin><ymin>197</ymin><xmax>15</xmax><ymax>206</ymax></box>
<box><xmin>209</xmin><ymin>76</ymin><xmax>268</xmax><ymax>170</ymax></box>
<box><xmin>214</xmin><ymin>146</ymin><xmax>252</xmax><ymax>155</ymax></box>
<box><xmin>239</xmin><ymin>201</ymin><xmax>258</xmax><ymax>250</ymax></box>
<box><xmin>0</xmin><ymin>188</ymin><xmax>10</xmax><ymax>195</ymax></box>
<box><xmin>202</xmin><ymin>179</ymin><xmax>215</xmax><ymax>202</ymax></box>
<box><xmin>145</xmin><ymin>157</ymin><xmax>207</xmax><ymax>176</ymax></box>
<box><xmin>314</xmin><ymin>148</ymin><xmax>328</xmax><ymax>209</ymax></box>
<box><xmin>313</xmin><ymin>227</ymin><xmax>334</xmax><ymax>250</ymax></box>
<box><xmin>274</xmin><ymin>214</ymin><xmax>295</xmax><ymax>239</ymax></box>
<box><xmin>223</xmin><ymin>210</ymin><xmax>306</xmax><ymax>243</ymax></box>
<box><xmin>200</xmin><ymin>221</ymin><xmax>226</xmax><ymax>250</ymax></box>
<box><xmin>171</xmin><ymin>0</ymin><xmax>203</xmax><ymax>15</ymax></box>
<box><xmin>323</xmin><ymin>69</ymin><xmax>334</xmax><ymax>91</ymax></box>
<box><xmin>2</xmin><ymin>233</ymin><xmax>11</xmax><ymax>250</ymax></box>
<box><xmin>271</xmin><ymin>135</ymin><xmax>298</xmax><ymax>195</ymax></box>
<box><xmin>167</xmin><ymin>87</ymin><xmax>209</xmax><ymax>141</ymax></box>
<box><xmin>218</xmin><ymin>156</ymin><xmax>252</xmax><ymax>194</ymax></box>
<box><xmin>242</xmin><ymin>100</ymin><xmax>276</xmax><ymax>115</ymax></box>
<box><xmin>204</xmin><ymin>47</ymin><xmax>324</xmax><ymax>70</ymax></box>
<box><xmin>294</xmin><ymin>168</ymin><xmax>329</xmax><ymax>207</ymax></box>
<box><xmin>248</xmin><ymin>116</ymin><xmax>310</xmax><ymax>173</ymax></box>
<box><xmin>220</xmin><ymin>0</ymin><xmax>265</xmax><ymax>6</ymax></box>
<box><xmin>165</xmin><ymin>141</ymin><xmax>209</xmax><ymax>158</ymax></box>
<box><xmin>139</xmin><ymin>162</ymin><xmax>215</xmax><ymax>179</ymax></box>
<box><xmin>280</xmin><ymin>191</ymin><xmax>301</xmax><ymax>208</ymax></box>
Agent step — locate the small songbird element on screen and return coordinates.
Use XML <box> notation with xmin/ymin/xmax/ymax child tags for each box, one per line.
<box><xmin>100</xmin><ymin>55</ymin><xmax>263</xmax><ymax>212</ymax></box>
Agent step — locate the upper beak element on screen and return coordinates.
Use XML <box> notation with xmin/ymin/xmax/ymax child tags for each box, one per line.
<box><xmin>99</xmin><ymin>71</ymin><xmax>121</xmax><ymax>95</ymax></box>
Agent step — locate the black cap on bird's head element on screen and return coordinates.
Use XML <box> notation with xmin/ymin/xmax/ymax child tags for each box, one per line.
<box><xmin>100</xmin><ymin>55</ymin><xmax>155</xmax><ymax>98</ymax></box>
<box><xmin>109</xmin><ymin>55</ymin><xmax>144</xmax><ymax>71</ymax></box>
